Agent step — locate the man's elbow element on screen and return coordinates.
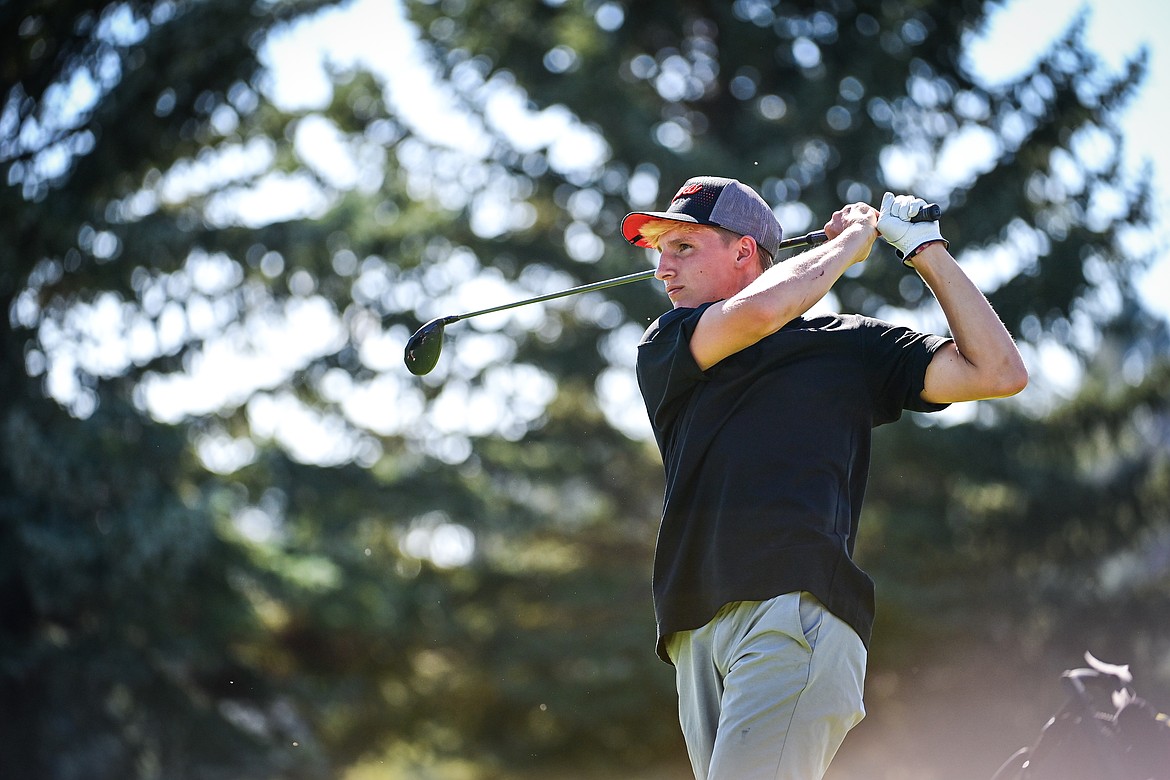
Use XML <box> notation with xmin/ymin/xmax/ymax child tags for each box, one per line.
<box><xmin>990</xmin><ymin>354</ymin><xmax>1029</xmax><ymax>398</ymax></box>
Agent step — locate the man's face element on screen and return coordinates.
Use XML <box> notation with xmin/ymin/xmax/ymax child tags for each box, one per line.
<box><xmin>654</xmin><ymin>225</ymin><xmax>744</xmax><ymax>308</ymax></box>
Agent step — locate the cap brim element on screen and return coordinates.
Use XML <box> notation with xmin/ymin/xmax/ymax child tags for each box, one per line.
<box><xmin>621</xmin><ymin>211</ymin><xmax>703</xmax><ymax>248</ymax></box>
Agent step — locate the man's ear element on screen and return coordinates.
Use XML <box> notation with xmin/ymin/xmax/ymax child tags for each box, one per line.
<box><xmin>736</xmin><ymin>235</ymin><xmax>758</xmax><ymax>266</ymax></box>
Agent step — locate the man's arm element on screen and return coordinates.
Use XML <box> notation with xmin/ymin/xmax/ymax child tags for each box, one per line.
<box><xmin>876</xmin><ymin>192</ymin><xmax>1028</xmax><ymax>403</ymax></box>
<box><xmin>689</xmin><ymin>203</ymin><xmax>878</xmax><ymax>371</ymax></box>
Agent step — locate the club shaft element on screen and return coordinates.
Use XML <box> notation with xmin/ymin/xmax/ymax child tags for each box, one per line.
<box><xmin>450</xmin><ymin>268</ymin><xmax>657</xmax><ymax>323</ymax></box>
<box><xmin>449</xmin><ymin>229</ymin><xmax>829</xmax><ymax>324</ymax></box>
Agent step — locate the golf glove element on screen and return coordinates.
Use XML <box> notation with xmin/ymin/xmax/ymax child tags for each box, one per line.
<box><xmin>877</xmin><ymin>191</ymin><xmax>947</xmax><ymax>267</ymax></box>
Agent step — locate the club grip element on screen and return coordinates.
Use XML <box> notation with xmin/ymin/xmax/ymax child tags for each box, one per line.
<box><xmin>910</xmin><ymin>203</ymin><xmax>942</xmax><ymax>222</ymax></box>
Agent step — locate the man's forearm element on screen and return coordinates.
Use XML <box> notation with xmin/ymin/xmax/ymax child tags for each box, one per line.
<box><xmin>730</xmin><ymin>222</ymin><xmax>876</xmax><ymax>327</ymax></box>
<box><xmin>688</xmin><ymin>205</ymin><xmax>878</xmax><ymax>371</ymax></box>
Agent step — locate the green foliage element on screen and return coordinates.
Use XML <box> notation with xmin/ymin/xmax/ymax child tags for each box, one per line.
<box><xmin>2</xmin><ymin>0</ymin><xmax>1169</xmax><ymax>778</ymax></box>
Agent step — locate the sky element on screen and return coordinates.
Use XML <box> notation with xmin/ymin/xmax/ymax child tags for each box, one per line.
<box><xmin>85</xmin><ymin>0</ymin><xmax>1170</xmax><ymax>471</ymax></box>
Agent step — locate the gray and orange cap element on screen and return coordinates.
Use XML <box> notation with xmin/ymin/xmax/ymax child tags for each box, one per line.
<box><xmin>621</xmin><ymin>176</ymin><xmax>783</xmax><ymax>258</ymax></box>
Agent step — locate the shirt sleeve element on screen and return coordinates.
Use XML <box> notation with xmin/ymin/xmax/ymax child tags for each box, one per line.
<box><xmin>864</xmin><ymin>318</ymin><xmax>952</xmax><ymax>425</ymax></box>
<box><xmin>635</xmin><ymin>304</ymin><xmax>712</xmax><ymax>451</ymax></box>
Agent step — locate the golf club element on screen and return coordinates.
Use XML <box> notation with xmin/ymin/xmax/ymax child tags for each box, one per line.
<box><xmin>403</xmin><ymin>205</ymin><xmax>941</xmax><ymax>375</ymax></box>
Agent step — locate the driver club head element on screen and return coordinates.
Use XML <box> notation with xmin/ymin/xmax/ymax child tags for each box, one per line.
<box><xmin>403</xmin><ymin>316</ymin><xmax>455</xmax><ymax>376</ymax></box>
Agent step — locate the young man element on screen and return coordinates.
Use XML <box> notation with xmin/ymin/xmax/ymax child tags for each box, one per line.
<box><xmin>622</xmin><ymin>176</ymin><xmax>1027</xmax><ymax>780</ymax></box>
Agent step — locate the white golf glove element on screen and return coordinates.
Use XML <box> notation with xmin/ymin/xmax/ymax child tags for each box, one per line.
<box><xmin>877</xmin><ymin>191</ymin><xmax>947</xmax><ymax>267</ymax></box>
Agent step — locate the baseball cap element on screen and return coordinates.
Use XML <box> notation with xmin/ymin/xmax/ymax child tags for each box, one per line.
<box><xmin>621</xmin><ymin>176</ymin><xmax>783</xmax><ymax>258</ymax></box>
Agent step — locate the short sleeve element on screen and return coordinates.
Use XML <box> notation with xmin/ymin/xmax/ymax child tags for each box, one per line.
<box><xmin>636</xmin><ymin>304</ymin><xmax>712</xmax><ymax>450</ymax></box>
<box><xmin>864</xmin><ymin>320</ymin><xmax>952</xmax><ymax>425</ymax></box>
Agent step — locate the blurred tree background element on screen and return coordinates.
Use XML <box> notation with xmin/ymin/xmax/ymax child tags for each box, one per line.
<box><xmin>2</xmin><ymin>0</ymin><xmax>1168</xmax><ymax>778</ymax></box>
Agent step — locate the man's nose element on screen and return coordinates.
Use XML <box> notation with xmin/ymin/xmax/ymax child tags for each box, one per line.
<box><xmin>655</xmin><ymin>253</ymin><xmax>674</xmax><ymax>280</ymax></box>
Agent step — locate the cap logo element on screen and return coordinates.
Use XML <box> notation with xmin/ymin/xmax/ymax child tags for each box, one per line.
<box><xmin>674</xmin><ymin>183</ymin><xmax>703</xmax><ymax>199</ymax></box>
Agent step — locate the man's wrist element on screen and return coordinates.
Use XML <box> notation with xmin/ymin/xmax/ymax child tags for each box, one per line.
<box><xmin>902</xmin><ymin>239</ymin><xmax>948</xmax><ymax>268</ymax></box>
<box><xmin>841</xmin><ymin>221</ymin><xmax>879</xmax><ymax>250</ymax></box>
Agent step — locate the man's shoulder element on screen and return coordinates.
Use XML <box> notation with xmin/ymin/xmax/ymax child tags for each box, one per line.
<box><xmin>641</xmin><ymin>303</ymin><xmax>715</xmax><ymax>344</ymax></box>
<box><xmin>789</xmin><ymin>311</ymin><xmax>887</xmax><ymax>333</ymax></box>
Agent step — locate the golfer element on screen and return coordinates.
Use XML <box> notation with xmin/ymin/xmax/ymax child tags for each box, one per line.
<box><xmin>622</xmin><ymin>176</ymin><xmax>1027</xmax><ymax>779</ymax></box>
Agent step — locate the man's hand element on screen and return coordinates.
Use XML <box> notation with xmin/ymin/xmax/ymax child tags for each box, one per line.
<box><xmin>822</xmin><ymin>201</ymin><xmax>879</xmax><ymax>262</ymax></box>
<box><xmin>877</xmin><ymin>192</ymin><xmax>947</xmax><ymax>265</ymax></box>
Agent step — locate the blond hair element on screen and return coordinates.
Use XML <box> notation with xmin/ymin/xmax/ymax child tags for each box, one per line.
<box><xmin>636</xmin><ymin>220</ymin><xmax>774</xmax><ymax>271</ymax></box>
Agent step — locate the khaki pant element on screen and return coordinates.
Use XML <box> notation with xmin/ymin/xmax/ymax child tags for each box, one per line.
<box><xmin>665</xmin><ymin>592</ymin><xmax>867</xmax><ymax>780</ymax></box>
